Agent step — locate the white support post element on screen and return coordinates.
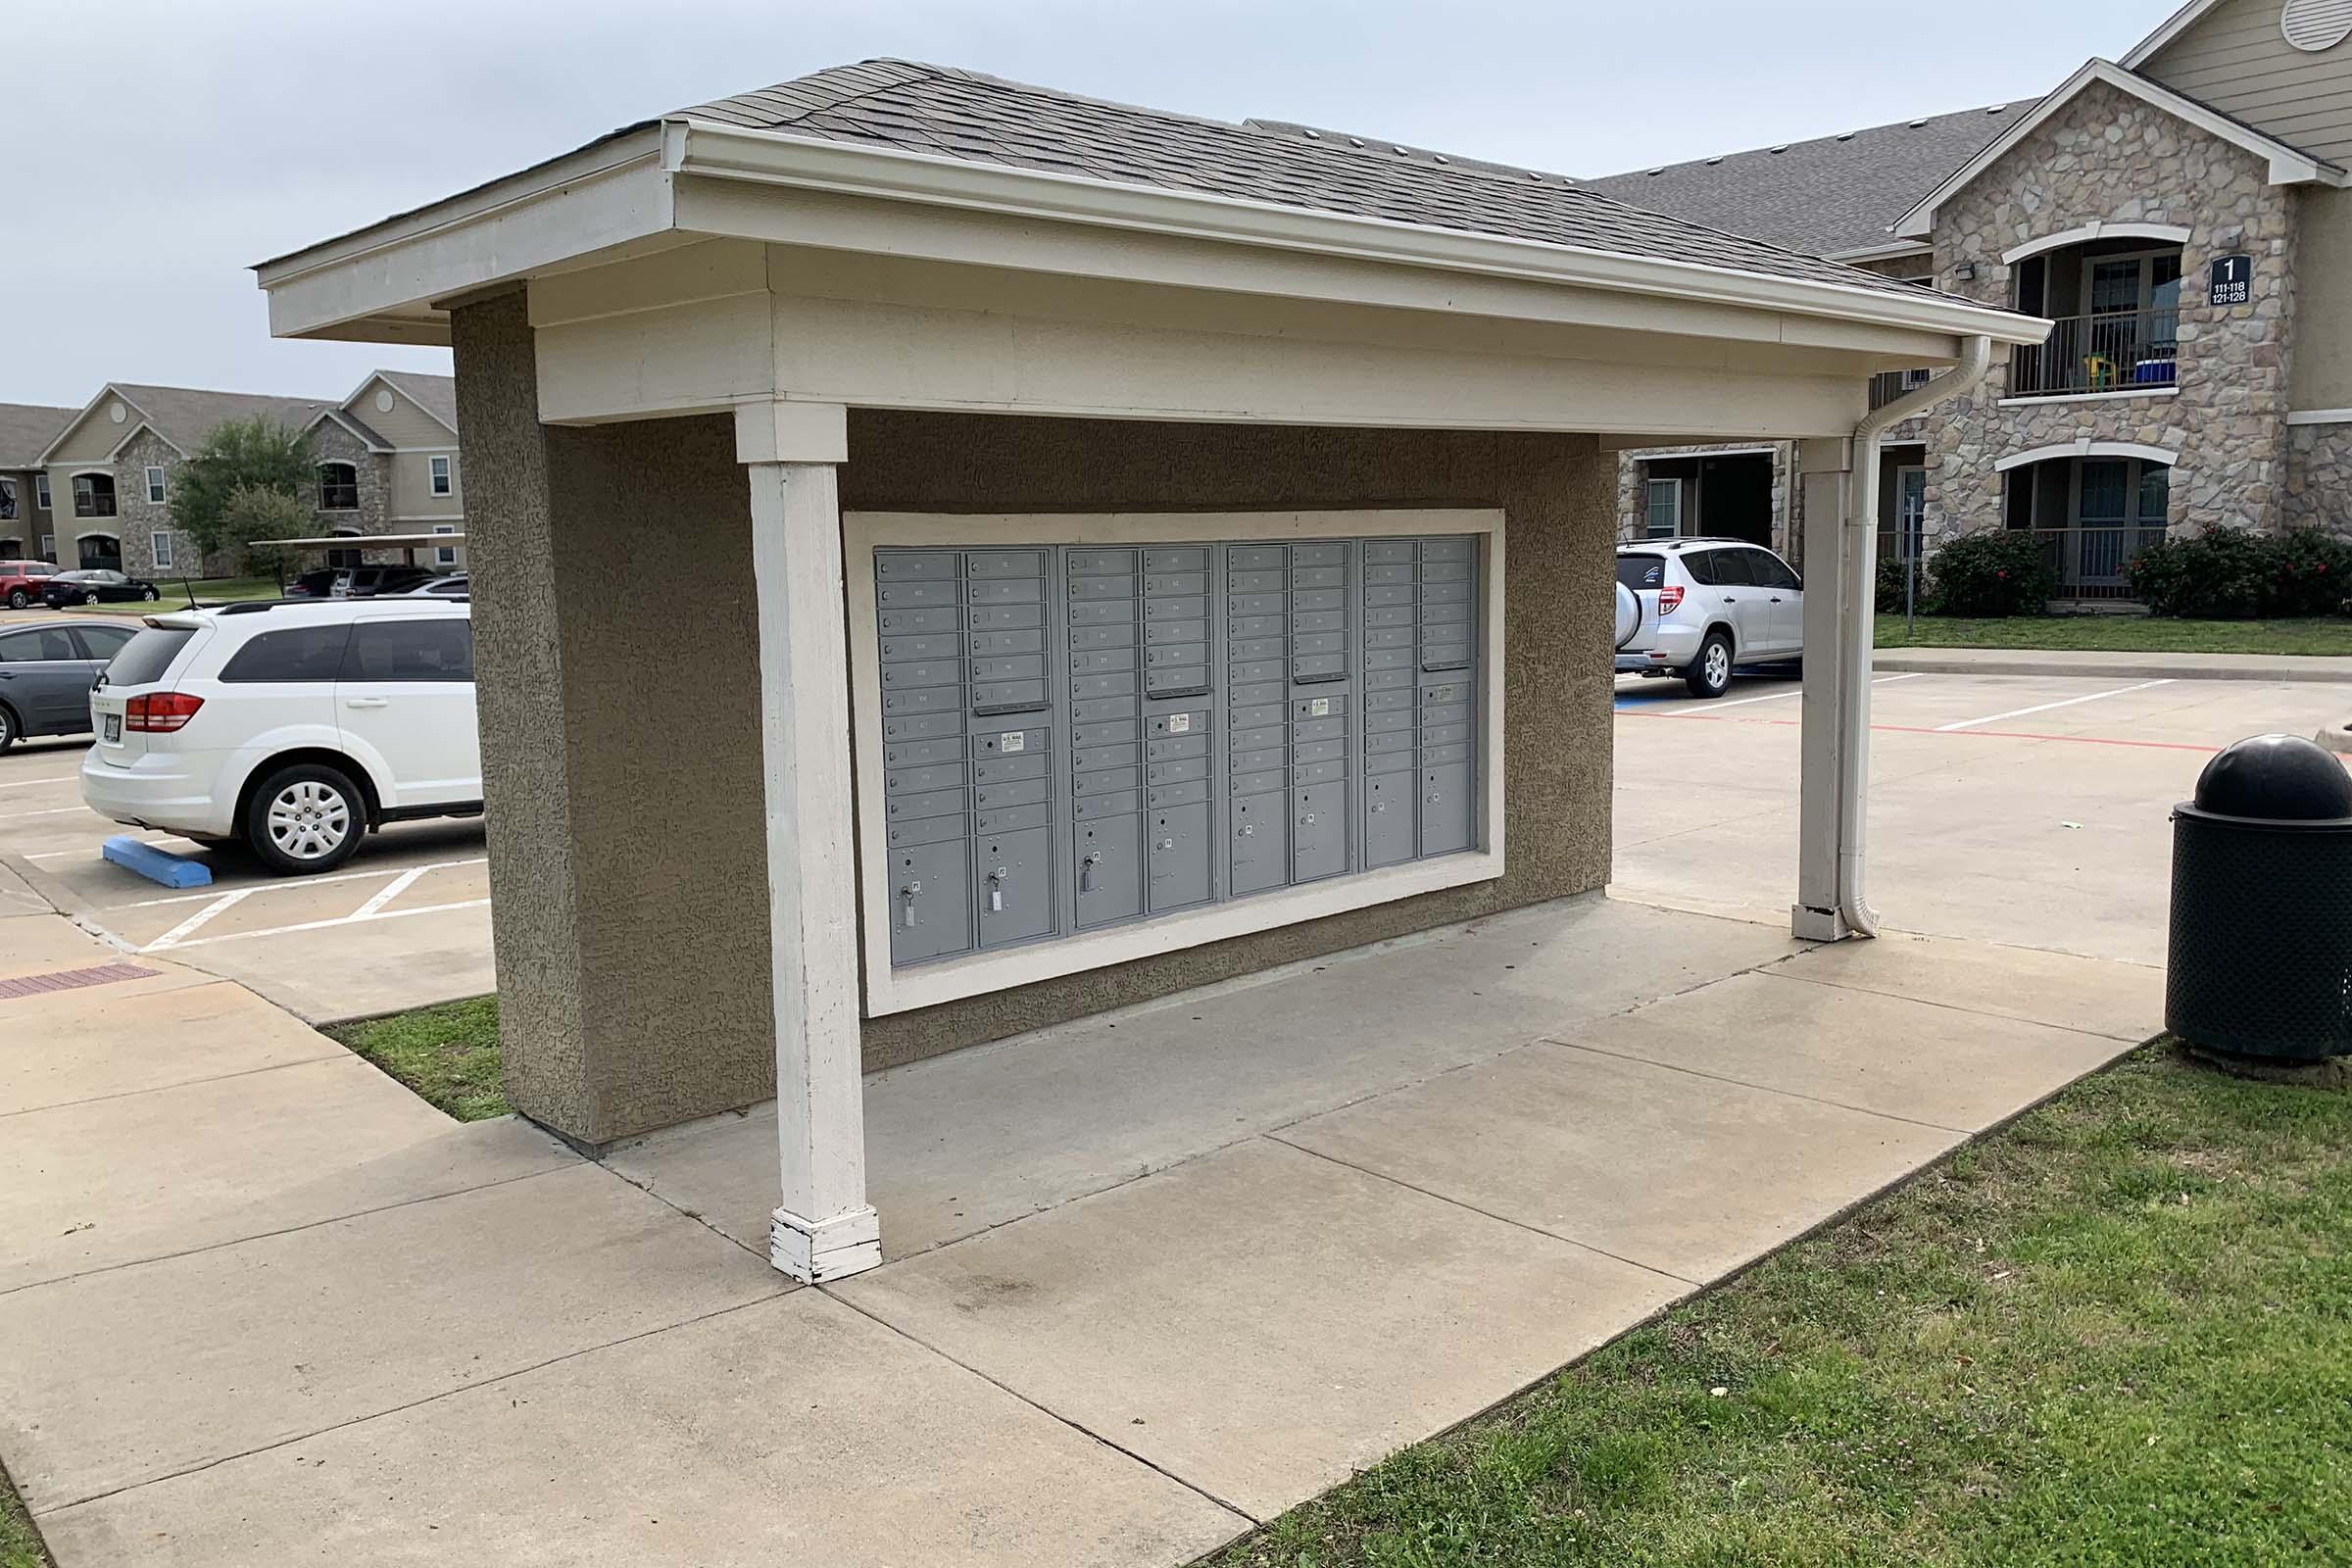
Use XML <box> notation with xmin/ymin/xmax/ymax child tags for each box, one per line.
<box><xmin>739</xmin><ymin>399</ymin><xmax>877</xmax><ymax>1283</ymax></box>
<box><xmin>1793</xmin><ymin>438</ymin><xmax>1853</xmax><ymax>943</ymax></box>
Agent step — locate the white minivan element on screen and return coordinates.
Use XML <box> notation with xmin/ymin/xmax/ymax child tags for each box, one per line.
<box><xmin>1614</xmin><ymin>538</ymin><xmax>1805</xmax><ymax>698</ymax></box>
<box><xmin>81</xmin><ymin>599</ymin><xmax>481</xmax><ymax>873</ymax></box>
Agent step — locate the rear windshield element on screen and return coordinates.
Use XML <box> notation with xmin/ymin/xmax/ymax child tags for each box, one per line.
<box><xmin>1616</xmin><ymin>554</ymin><xmax>1666</xmax><ymax>590</ymax></box>
<box><xmin>103</xmin><ymin>626</ymin><xmax>197</xmax><ymax>688</ymax></box>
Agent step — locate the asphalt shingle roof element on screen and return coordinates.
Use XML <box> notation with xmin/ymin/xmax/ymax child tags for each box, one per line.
<box><xmin>376</xmin><ymin>370</ymin><xmax>459</xmax><ymax>432</ymax></box>
<box><xmin>669</xmin><ymin>60</ymin><xmax>1971</xmax><ymax>304</ymax></box>
<box><xmin>0</xmin><ymin>404</ymin><xmax>76</xmax><ymax>469</ymax></box>
<box><xmin>106</xmin><ymin>384</ymin><xmax>335</xmax><ymax>455</ymax></box>
<box><xmin>1586</xmin><ymin>103</ymin><xmax>2038</xmax><ymax>260</ymax></box>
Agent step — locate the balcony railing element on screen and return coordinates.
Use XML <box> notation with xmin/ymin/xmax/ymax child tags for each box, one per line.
<box><xmin>2032</xmin><ymin>524</ymin><xmax>2169</xmax><ymax>599</ymax></box>
<box><xmin>1870</xmin><ymin>368</ymin><xmax>1935</xmax><ymax>410</ymax></box>
<box><xmin>2010</xmin><ymin>309</ymin><xmax>2179</xmax><ymax>399</ymax></box>
<box><xmin>73</xmin><ymin>495</ymin><xmax>117</xmax><ymax>518</ymax></box>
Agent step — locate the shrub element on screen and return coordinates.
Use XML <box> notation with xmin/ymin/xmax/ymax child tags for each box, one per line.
<box><xmin>2124</xmin><ymin>527</ymin><xmax>2352</xmax><ymax>618</ymax></box>
<box><xmin>1927</xmin><ymin>529</ymin><xmax>2058</xmax><ymax>617</ymax></box>
<box><xmin>1876</xmin><ymin>552</ymin><xmax>1936</xmax><ymax>613</ymax></box>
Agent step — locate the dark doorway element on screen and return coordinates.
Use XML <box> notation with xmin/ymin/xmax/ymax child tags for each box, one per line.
<box><xmin>1696</xmin><ymin>453</ymin><xmax>1774</xmax><ymax>547</ymax></box>
<box><xmin>77</xmin><ymin>533</ymin><xmax>122</xmax><ymax>572</ymax></box>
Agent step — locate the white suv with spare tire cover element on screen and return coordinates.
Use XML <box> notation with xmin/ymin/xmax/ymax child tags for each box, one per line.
<box><xmin>80</xmin><ymin>599</ymin><xmax>481</xmax><ymax>874</ymax></box>
<box><xmin>1614</xmin><ymin>538</ymin><xmax>1805</xmax><ymax>698</ymax></box>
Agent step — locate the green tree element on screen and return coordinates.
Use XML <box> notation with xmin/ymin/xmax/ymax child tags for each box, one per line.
<box><xmin>170</xmin><ymin>417</ymin><xmax>315</xmax><ymax>559</ymax></box>
<box><xmin>219</xmin><ymin>485</ymin><xmax>315</xmax><ymax>576</ymax></box>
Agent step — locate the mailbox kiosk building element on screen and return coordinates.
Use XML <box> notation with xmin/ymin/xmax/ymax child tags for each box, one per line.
<box><xmin>255</xmin><ymin>61</ymin><xmax>2044</xmax><ymax>1281</ymax></box>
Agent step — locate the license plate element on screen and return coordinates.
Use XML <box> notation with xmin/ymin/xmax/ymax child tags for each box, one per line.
<box><xmin>101</xmin><ymin>713</ymin><xmax>122</xmax><ymax>743</ymax></box>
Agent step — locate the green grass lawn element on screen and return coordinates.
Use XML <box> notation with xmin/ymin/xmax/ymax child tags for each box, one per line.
<box><xmin>1213</xmin><ymin>1044</ymin><xmax>2352</xmax><ymax>1567</ymax></box>
<box><xmin>1875</xmin><ymin>613</ymin><xmax>2352</xmax><ymax>657</ymax></box>
<box><xmin>0</xmin><ymin>1459</ymin><xmax>46</xmax><ymax>1568</ymax></box>
<box><xmin>326</xmin><ymin>996</ymin><xmax>508</xmax><ymax>1120</ymax></box>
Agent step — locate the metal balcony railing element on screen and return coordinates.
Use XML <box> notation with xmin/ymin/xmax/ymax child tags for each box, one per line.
<box><xmin>2032</xmin><ymin>524</ymin><xmax>2169</xmax><ymax>599</ymax></box>
<box><xmin>1870</xmin><ymin>368</ymin><xmax>1935</xmax><ymax>410</ymax></box>
<box><xmin>2009</xmin><ymin>309</ymin><xmax>2180</xmax><ymax>399</ymax></box>
<box><xmin>73</xmin><ymin>494</ymin><xmax>117</xmax><ymax>518</ymax></box>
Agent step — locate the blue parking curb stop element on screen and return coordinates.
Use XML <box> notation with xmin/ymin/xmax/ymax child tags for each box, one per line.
<box><xmin>102</xmin><ymin>836</ymin><xmax>213</xmax><ymax>889</ymax></box>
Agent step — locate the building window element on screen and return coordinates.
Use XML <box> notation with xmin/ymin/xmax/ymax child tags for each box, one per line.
<box><xmin>34</xmin><ymin>474</ymin><xmax>51</xmax><ymax>511</ymax></box>
<box><xmin>41</xmin><ymin>533</ymin><xmax>56</xmax><ymax>562</ymax></box>
<box><xmin>318</xmin><ymin>462</ymin><xmax>360</xmax><ymax>511</ymax></box>
<box><xmin>144</xmin><ymin>465</ymin><xmax>168</xmax><ymax>505</ymax></box>
<box><xmin>152</xmin><ymin>530</ymin><xmax>175</xmax><ymax>570</ymax></box>
<box><xmin>327</xmin><ymin>528</ymin><xmax>364</xmax><ymax>569</ymax></box>
<box><xmin>0</xmin><ymin>478</ymin><xmax>15</xmax><ymax>521</ymax></box>
<box><xmin>72</xmin><ymin>472</ymin><xmax>117</xmax><ymax>518</ymax></box>
<box><xmin>1643</xmin><ymin>478</ymin><xmax>1682</xmax><ymax>539</ymax></box>
<box><xmin>428</xmin><ymin>456</ymin><xmax>453</xmax><ymax>497</ymax></box>
<box><xmin>432</xmin><ymin>522</ymin><xmax>458</xmax><ymax>567</ymax></box>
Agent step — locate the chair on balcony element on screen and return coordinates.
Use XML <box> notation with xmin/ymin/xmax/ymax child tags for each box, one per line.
<box><xmin>2082</xmin><ymin>355</ymin><xmax>2119</xmax><ymax>392</ymax></box>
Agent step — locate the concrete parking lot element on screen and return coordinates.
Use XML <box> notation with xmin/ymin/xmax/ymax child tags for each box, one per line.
<box><xmin>1613</xmin><ymin>665</ymin><xmax>2351</xmax><ymax>966</ymax></box>
<box><xmin>0</xmin><ymin>735</ymin><xmax>489</xmax><ymax>1022</ymax></box>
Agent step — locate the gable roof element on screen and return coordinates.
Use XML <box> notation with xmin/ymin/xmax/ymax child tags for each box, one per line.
<box><xmin>1897</xmin><ymin>58</ymin><xmax>2346</xmax><ymax>237</ymax></box>
<box><xmin>2122</xmin><ymin>0</ymin><xmax>2227</xmax><ymax>67</ymax></box>
<box><xmin>1585</xmin><ymin>103</ymin><xmax>2034</xmax><ymax>261</ymax></box>
<box><xmin>38</xmin><ymin>382</ymin><xmax>335</xmax><ymax>466</ymax></box>
<box><xmin>372</xmin><ymin>370</ymin><xmax>458</xmax><ymax>434</ymax></box>
<box><xmin>0</xmin><ymin>404</ymin><xmax>77</xmax><ymax>469</ymax></box>
<box><xmin>658</xmin><ymin>59</ymin><xmax>1973</xmax><ymax>305</ymax></box>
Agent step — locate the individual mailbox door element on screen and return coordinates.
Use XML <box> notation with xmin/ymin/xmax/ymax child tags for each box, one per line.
<box><xmin>976</xmin><ymin>827</ymin><xmax>1054</xmax><ymax>947</ymax></box>
<box><xmin>1363</xmin><ymin>770</ymin><xmax>1416</xmax><ymax>868</ymax></box>
<box><xmin>1230</xmin><ymin>791</ymin><xmax>1289</xmax><ymax>896</ymax></box>
<box><xmin>1075</xmin><ymin>815</ymin><xmax>1143</xmax><ymax>924</ymax></box>
<box><xmin>1149</xmin><ymin>804</ymin><xmax>1212</xmax><ymax>910</ymax></box>
<box><xmin>889</xmin><ymin>843</ymin><xmax>972</xmax><ymax>964</ymax></box>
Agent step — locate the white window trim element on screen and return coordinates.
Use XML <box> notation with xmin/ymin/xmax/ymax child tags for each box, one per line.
<box><xmin>1998</xmin><ymin>386</ymin><xmax>2180</xmax><ymax>409</ymax></box>
<box><xmin>845</xmin><ymin>507</ymin><xmax>1508</xmax><ymax>1018</ymax></box>
<box><xmin>428</xmin><ymin>456</ymin><xmax>453</xmax><ymax>496</ymax></box>
<box><xmin>34</xmin><ymin>474</ymin><xmax>51</xmax><ymax>510</ymax></box>
<box><xmin>1996</xmin><ymin>439</ymin><xmax>2180</xmax><ymax>473</ymax></box>
<box><xmin>40</xmin><ymin>533</ymin><xmax>56</xmax><ymax>560</ymax></box>
<box><xmin>144</xmin><ymin>465</ymin><xmax>167</xmax><ymax>505</ymax></box>
<box><xmin>1642</xmin><ymin>477</ymin><xmax>1683</xmax><ymax>538</ymax></box>
<box><xmin>2286</xmin><ymin>409</ymin><xmax>2352</xmax><ymax>426</ymax></box>
<box><xmin>2000</xmin><ymin>222</ymin><xmax>2193</xmax><ymax>266</ymax></box>
<box><xmin>151</xmin><ymin>529</ymin><xmax>174</xmax><ymax>570</ymax></box>
<box><xmin>432</xmin><ymin>521</ymin><xmax>458</xmax><ymax>566</ymax></box>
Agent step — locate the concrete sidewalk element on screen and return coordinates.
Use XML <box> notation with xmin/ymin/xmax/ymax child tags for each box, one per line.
<box><xmin>1875</xmin><ymin>644</ymin><xmax>2352</xmax><ymax>682</ymax></box>
<box><xmin>3</xmin><ymin>896</ymin><xmax>2162</xmax><ymax>1566</ymax></box>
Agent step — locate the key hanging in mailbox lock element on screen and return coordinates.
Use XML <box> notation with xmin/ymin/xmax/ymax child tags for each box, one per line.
<box><xmin>986</xmin><ymin>865</ymin><xmax>1007</xmax><ymax>913</ymax></box>
<box><xmin>1080</xmin><ymin>851</ymin><xmax>1102</xmax><ymax>893</ymax></box>
<box><xmin>899</xmin><ymin>880</ymin><xmax>923</xmax><ymax>928</ymax></box>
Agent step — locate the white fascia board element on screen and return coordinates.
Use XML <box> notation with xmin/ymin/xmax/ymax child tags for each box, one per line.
<box><xmin>103</xmin><ymin>420</ymin><xmax>185</xmax><ymax>463</ymax></box>
<box><xmin>1825</xmin><ymin>239</ymin><xmax>1932</xmax><ymax>265</ymax></box>
<box><xmin>2121</xmin><ymin>0</ymin><xmax>2221</xmax><ymax>68</ymax></box>
<box><xmin>33</xmin><ymin>384</ymin><xmax>145</xmax><ymax>468</ymax></box>
<box><xmin>1897</xmin><ymin>58</ymin><xmax>2346</xmax><ymax>239</ymax></box>
<box><xmin>668</xmin><ymin>121</ymin><xmax>2050</xmax><ymax>350</ymax></box>
<box><xmin>307</xmin><ymin>407</ymin><xmax>395</xmax><ymax>452</ymax></box>
<box><xmin>254</xmin><ymin>132</ymin><xmax>673</xmax><ymax>340</ymax></box>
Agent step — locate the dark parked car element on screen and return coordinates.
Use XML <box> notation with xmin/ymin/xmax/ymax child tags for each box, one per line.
<box><xmin>284</xmin><ymin>564</ymin><xmax>437</xmax><ymax>599</ymax></box>
<box><xmin>1</xmin><ymin>561</ymin><xmax>59</xmax><ymax>610</ymax></box>
<box><xmin>0</xmin><ymin>620</ymin><xmax>137</xmax><ymax>749</ymax></box>
<box><xmin>41</xmin><ymin>569</ymin><xmax>160</xmax><ymax>608</ymax></box>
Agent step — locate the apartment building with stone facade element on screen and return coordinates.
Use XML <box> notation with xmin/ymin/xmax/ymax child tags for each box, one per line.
<box><xmin>1595</xmin><ymin>0</ymin><xmax>2352</xmax><ymax>603</ymax></box>
<box><xmin>23</xmin><ymin>370</ymin><xmax>463</xmax><ymax>579</ymax></box>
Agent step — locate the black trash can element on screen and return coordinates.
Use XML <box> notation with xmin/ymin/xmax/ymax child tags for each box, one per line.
<box><xmin>2168</xmin><ymin>734</ymin><xmax>2352</xmax><ymax>1061</ymax></box>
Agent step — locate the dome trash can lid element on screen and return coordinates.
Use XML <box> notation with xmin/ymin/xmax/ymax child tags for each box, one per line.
<box><xmin>2184</xmin><ymin>733</ymin><xmax>2352</xmax><ymax>824</ymax></box>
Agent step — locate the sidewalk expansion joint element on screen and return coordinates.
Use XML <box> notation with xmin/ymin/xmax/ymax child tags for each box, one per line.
<box><xmin>1531</xmin><ymin>1036</ymin><xmax>1973</xmax><ymax>1137</ymax></box>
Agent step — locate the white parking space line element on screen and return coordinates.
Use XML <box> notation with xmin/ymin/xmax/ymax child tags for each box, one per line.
<box><xmin>1702</xmin><ymin>671</ymin><xmax>1927</xmax><ymax>710</ymax></box>
<box><xmin>116</xmin><ymin>857</ymin><xmax>488</xmax><ymax>909</ymax></box>
<box><xmin>160</xmin><ymin>896</ymin><xmax>492</xmax><ymax>953</ymax></box>
<box><xmin>0</xmin><ymin>806</ymin><xmax>89</xmax><ymax>821</ymax></box>
<box><xmin>352</xmin><ymin>865</ymin><xmax>428</xmax><ymax>920</ymax></box>
<box><xmin>1935</xmin><ymin>679</ymin><xmax>2176</xmax><ymax>733</ymax></box>
<box><xmin>0</xmin><ymin>775</ymin><xmax>78</xmax><ymax>790</ymax></box>
<box><xmin>143</xmin><ymin>889</ymin><xmax>257</xmax><ymax>953</ymax></box>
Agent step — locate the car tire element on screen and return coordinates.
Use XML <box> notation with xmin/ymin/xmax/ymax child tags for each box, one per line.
<box><xmin>244</xmin><ymin>762</ymin><xmax>367</xmax><ymax>875</ymax></box>
<box><xmin>141</xmin><ymin>587</ymin><xmax>159</xmax><ymax>602</ymax></box>
<box><xmin>5</xmin><ymin>589</ymin><xmax>24</xmax><ymax>610</ymax></box>
<box><xmin>0</xmin><ymin>704</ymin><xmax>17</xmax><ymax>752</ymax></box>
<box><xmin>1685</xmin><ymin>630</ymin><xmax>1735</xmax><ymax>700</ymax></box>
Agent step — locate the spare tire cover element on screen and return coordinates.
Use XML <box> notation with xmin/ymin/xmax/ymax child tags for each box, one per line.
<box><xmin>1614</xmin><ymin>580</ymin><xmax>1642</xmax><ymax>650</ymax></box>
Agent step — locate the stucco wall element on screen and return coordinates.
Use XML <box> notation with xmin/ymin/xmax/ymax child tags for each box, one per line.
<box><xmin>453</xmin><ymin>292</ymin><xmax>1616</xmax><ymax>1144</ymax></box>
<box><xmin>2291</xmin><ymin>186</ymin><xmax>2352</xmax><ymax>413</ymax></box>
<box><xmin>1927</xmin><ymin>76</ymin><xmax>2297</xmax><ymax>543</ymax></box>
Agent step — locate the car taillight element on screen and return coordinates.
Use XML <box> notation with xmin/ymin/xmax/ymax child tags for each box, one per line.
<box><xmin>1659</xmin><ymin>585</ymin><xmax>1685</xmax><ymax>613</ymax></box>
<box><xmin>125</xmin><ymin>692</ymin><xmax>204</xmax><ymax>733</ymax></box>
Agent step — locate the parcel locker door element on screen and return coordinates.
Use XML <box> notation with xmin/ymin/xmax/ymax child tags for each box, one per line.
<box><xmin>1229</xmin><ymin>792</ymin><xmax>1289</xmax><ymax>895</ymax></box>
<box><xmin>1148</xmin><ymin>803</ymin><xmax>1212</xmax><ymax>910</ymax></box>
<box><xmin>888</xmin><ymin>843</ymin><xmax>973</xmax><ymax>964</ymax></box>
<box><xmin>976</xmin><ymin>826</ymin><xmax>1054</xmax><ymax>947</ymax></box>
<box><xmin>1074</xmin><ymin>815</ymin><xmax>1143</xmax><ymax>926</ymax></box>
<box><xmin>1363</xmin><ymin>770</ymin><xmax>1416</xmax><ymax>867</ymax></box>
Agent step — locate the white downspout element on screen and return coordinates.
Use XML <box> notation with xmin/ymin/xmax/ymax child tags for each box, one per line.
<box><xmin>1836</xmin><ymin>334</ymin><xmax>1993</xmax><ymax>937</ymax></box>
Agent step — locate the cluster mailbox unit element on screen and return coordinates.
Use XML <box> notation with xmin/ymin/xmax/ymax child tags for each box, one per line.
<box><xmin>861</xmin><ymin>519</ymin><xmax>1494</xmax><ymax>996</ymax></box>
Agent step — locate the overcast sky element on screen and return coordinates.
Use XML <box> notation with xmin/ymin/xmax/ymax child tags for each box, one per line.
<box><xmin>3</xmin><ymin>0</ymin><xmax>2178</xmax><ymax>409</ymax></box>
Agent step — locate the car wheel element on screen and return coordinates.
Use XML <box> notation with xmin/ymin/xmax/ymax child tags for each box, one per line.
<box><xmin>1685</xmin><ymin>630</ymin><xmax>1735</xmax><ymax>700</ymax></box>
<box><xmin>0</xmin><ymin>704</ymin><xmax>17</xmax><ymax>752</ymax></box>
<box><xmin>5</xmin><ymin>589</ymin><xmax>24</xmax><ymax>610</ymax></box>
<box><xmin>141</xmin><ymin>587</ymin><xmax>159</xmax><ymax>602</ymax></box>
<box><xmin>245</xmin><ymin>763</ymin><xmax>365</xmax><ymax>874</ymax></box>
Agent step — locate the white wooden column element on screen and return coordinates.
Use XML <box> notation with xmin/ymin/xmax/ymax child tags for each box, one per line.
<box><xmin>737</xmin><ymin>399</ymin><xmax>878</xmax><ymax>1283</ymax></box>
<box><xmin>1793</xmin><ymin>437</ymin><xmax>1855</xmax><ymax>943</ymax></box>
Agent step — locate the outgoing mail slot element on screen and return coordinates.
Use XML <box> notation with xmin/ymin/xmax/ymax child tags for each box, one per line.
<box><xmin>1292</xmin><ymin>696</ymin><xmax>1348</xmax><ymax>719</ymax></box>
<box><xmin>1148</xmin><ymin>711</ymin><xmax>1208</xmax><ymax>737</ymax></box>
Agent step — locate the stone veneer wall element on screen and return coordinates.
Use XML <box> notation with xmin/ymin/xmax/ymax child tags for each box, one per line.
<box><xmin>309</xmin><ymin>420</ymin><xmax>392</xmax><ymax>557</ymax></box>
<box><xmin>1926</xmin><ymin>76</ymin><xmax>2296</xmax><ymax>545</ymax></box>
<box><xmin>2285</xmin><ymin>421</ymin><xmax>2352</xmax><ymax>535</ymax></box>
<box><xmin>86</xmin><ymin>428</ymin><xmax>209</xmax><ymax>578</ymax></box>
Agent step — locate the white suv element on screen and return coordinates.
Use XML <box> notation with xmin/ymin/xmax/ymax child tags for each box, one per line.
<box><xmin>1614</xmin><ymin>539</ymin><xmax>1805</xmax><ymax>699</ymax></box>
<box><xmin>81</xmin><ymin>599</ymin><xmax>481</xmax><ymax>874</ymax></box>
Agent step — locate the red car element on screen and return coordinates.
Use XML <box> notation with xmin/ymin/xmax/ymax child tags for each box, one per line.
<box><xmin>1</xmin><ymin>561</ymin><xmax>59</xmax><ymax>611</ymax></box>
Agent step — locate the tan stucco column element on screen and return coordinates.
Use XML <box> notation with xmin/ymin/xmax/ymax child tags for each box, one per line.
<box><xmin>736</xmin><ymin>399</ymin><xmax>877</xmax><ymax>1283</ymax></box>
